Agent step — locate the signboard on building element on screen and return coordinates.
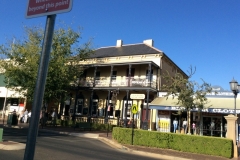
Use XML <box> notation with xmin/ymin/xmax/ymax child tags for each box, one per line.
<box><xmin>156</xmin><ymin>113</ymin><xmax>170</xmax><ymax>132</ymax></box>
<box><xmin>130</xmin><ymin>94</ymin><xmax>145</xmax><ymax>100</ymax></box>
<box><xmin>26</xmin><ymin>0</ymin><xmax>73</xmax><ymax>18</ymax></box>
<box><xmin>150</xmin><ymin>105</ymin><xmax>240</xmax><ymax>114</ymax></box>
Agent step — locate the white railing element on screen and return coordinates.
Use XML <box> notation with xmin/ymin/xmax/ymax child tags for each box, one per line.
<box><xmin>79</xmin><ymin>77</ymin><xmax>157</xmax><ymax>89</ymax></box>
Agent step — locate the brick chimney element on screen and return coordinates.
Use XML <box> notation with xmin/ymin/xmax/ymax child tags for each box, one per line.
<box><xmin>143</xmin><ymin>39</ymin><xmax>154</xmax><ymax>47</ymax></box>
<box><xmin>116</xmin><ymin>40</ymin><xmax>123</xmax><ymax>47</ymax></box>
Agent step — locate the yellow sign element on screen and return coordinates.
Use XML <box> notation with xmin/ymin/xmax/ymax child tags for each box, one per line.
<box><xmin>131</xmin><ymin>104</ymin><xmax>138</xmax><ymax>114</ymax></box>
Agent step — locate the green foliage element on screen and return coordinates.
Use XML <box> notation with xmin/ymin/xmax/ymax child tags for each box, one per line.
<box><xmin>112</xmin><ymin>127</ymin><xmax>233</xmax><ymax>158</ymax></box>
<box><xmin>162</xmin><ymin>66</ymin><xmax>213</xmax><ymax>111</ymax></box>
<box><xmin>86</xmin><ymin>122</ymin><xmax>116</xmax><ymax>131</ymax></box>
<box><xmin>57</xmin><ymin>120</ymin><xmax>116</xmax><ymax>131</ymax></box>
<box><xmin>162</xmin><ymin>66</ymin><xmax>213</xmax><ymax>133</ymax></box>
<box><xmin>0</xmin><ymin>25</ymin><xmax>94</xmax><ymax>104</ymax></box>
<box><xmin>57</xmin><ymin>119</ymin><xmax>74</xmax><ymax>127</ymax></box>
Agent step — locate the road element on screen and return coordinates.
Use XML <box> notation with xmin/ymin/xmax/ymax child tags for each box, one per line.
<box><xmin>0</xmin><ymin>127</ymin><xmax>162</xmax><ymax>160</ymax></box>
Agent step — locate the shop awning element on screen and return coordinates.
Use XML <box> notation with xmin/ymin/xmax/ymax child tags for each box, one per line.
<box><xmin>149</xmin><ymin>96</ymin><xmax>240</xmax><ymax>114</ymax></box>
<box><xmin>150</xmin><ymin>97</ymin><xmax>180</xmax><ymax>109</ymax></box>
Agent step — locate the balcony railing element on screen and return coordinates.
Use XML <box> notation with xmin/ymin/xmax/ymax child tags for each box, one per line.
<box><xmin>79</xmin><ymin>77</ymin><xmax>157</xmax><ymax>89</ymax></box>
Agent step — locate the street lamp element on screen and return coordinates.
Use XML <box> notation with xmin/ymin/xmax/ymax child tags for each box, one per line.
<box><xmin>229</xmin><ymin>78</ymin><xmax>240</xmax><ymax>116</ymax></box>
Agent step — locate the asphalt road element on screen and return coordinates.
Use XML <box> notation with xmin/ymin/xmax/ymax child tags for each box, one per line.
<box><xmin>1</xmin><ymin>127</ymin><xmax>162</xmax><ymax>160</ymax></box>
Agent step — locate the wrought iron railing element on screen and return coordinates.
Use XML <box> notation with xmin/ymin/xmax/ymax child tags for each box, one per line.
<box><xmin>78</xmin><ymin>77</ymin><xmax>157</xmax><ymax>89</ymax></box>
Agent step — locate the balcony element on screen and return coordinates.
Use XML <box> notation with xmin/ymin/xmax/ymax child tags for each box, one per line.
<box><xmin>79</xmin><ymin>77</ymin><xmax>157</xmax><ymax>89</ymax></box>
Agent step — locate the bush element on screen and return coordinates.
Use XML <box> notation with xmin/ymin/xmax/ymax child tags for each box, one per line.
<box><xmin>79</xmin><ymin>122</ymin><xmax>116</xmax><ymax>131</ymax></box>
<box><xmin>57</xmin><ymin>119</ymin><xmax>117</xmax><ymax>131</ymax></box>
<box><xmin>112</xmin><ymin>127</ymin><xmax>233</xmax><ymax>158</ymax></box>
<box><xmin>57</xmin><ymin>119</ymin><xmax>74</xmax><ymax>127</ymax></box>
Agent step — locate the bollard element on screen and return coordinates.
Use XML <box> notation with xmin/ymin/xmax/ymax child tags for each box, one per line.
<box><xmin>0</xmin><ymin>128</ymin><xmax>3</xmax><ymax>142</ymax></box>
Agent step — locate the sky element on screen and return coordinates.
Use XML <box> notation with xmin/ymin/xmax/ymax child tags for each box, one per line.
<box><xmin>0</xmin><ymin>0</ymin><xmax>240</xmax><ymax>91</ymax></box>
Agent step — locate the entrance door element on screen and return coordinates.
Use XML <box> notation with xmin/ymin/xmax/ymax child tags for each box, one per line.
<box><xmin>122</xmin><ymin>100</ymin><xmax>132</xmax><ymax>120</ymax></box>
<box><xmin>203</xmin><ymin>116</ymin><xmax>223</xmax><ymax>137</ymax></box>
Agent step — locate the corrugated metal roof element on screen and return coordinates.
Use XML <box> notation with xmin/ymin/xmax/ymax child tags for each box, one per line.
<box><xmin>90</xmin><ymin>44</ymin><xmax>162</xmax><ymax>58</ymax></box>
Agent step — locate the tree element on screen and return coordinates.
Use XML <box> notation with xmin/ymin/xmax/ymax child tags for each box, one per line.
<box><xmin>0</xmin><ymin>25</ymin><xmax>93</xmax><ymax>111</ymax></box>
<box><xmin>162</xmin><ymin>66</ymin><xmax>213</xmax><ymax>135</ymax></box>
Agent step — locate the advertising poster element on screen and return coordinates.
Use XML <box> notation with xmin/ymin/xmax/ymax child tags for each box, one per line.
<box><xmin>156</xmin><ymin>110</ymin><xmax>170</xmax><ymax>132</ymax></box>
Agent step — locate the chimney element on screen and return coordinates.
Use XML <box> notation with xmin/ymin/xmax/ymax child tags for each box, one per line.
<box><xmin>116</xmin><ymin>40</ymin><xmax>123</xmax><ymax>47</ymax></box>
<box><xmin>143</xmin><ymin>39</ymin><xmax>154</xmax><ymax>47</ymax></box>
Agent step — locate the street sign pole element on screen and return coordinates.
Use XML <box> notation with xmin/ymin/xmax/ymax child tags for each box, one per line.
<box><xmin>23</xmin><ymin>14</ymin><xmax>56</xmax><ymax>160</ymax></box>
<box><xmin>131</xmin><ymin>104</ymin><xmax>138</xmax><ymax>145</ymax></box>
<box><xmin>131</xmin><ymin>114</ymin><xmax>134</xmax><ymax>145</ymax></box>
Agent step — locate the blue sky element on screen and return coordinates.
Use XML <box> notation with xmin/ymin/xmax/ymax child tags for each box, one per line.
<box><xmin>0</xmin><ymin>0</ymin><xmax>240</xmax><ymax>91</ymax></box>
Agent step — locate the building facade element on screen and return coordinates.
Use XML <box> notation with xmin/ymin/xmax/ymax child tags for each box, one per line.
<box><xmin>63</xmin><ymin>39</ymin><xmax>187</xmax><ymax>129</ymax></box>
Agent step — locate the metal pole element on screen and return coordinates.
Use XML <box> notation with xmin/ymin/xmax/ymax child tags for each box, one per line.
<box><xmin>106</xmin><ymin>90</ymin><xmax>110</xmax><ymax>137</ymax></box>
<box><xmin>24</xmin><ymin>14</ymin><xmax>56</xmax><ymax>160</ymax></box>
<box><xmin>124</xmin><ymin>90</ymin><xmax>129</xmax><ymax>128</ymax></box>
<box><xmin>107</xmin><ymin>115</ymin><xmax>109</xmax><ymax>137</ymax></box>
<box><xmin>234</xmin><ymin>94</ymin><xmax>237</xmax><ymax>116</ymax></box>
<box><xmin>143</xmin><ymin>90</ymin><xmax>149</xmax><ymax>130</ymax></box>
<box><xmin>90</xmin><ymin>90</ymin><xmax>93</xmax><ymax>117</ymax></box>
<box><xmin>234</xmin><ymin>93</ymin><xmax>238</xmax><ymax>145</ymax></box>
<box><xmin>73</xmin><ymin>87</ymin><xmax>78</xmax><ymax>125</ymax></box>
<box><xmin>131</xmin><ymin>114</ymin><xmax>134</xmax><ymax>145</ymax></box>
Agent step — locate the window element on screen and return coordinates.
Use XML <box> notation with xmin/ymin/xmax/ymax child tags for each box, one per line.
<box><xmin>82</xmin><ymin>108</ymin><xmax>88</xmax><ymax>115</ymax></box>
<box><xmin>95</xmin><ymin>71</ymin><xmax>100</xmax><ymax>80</ymax></box>
<box><xmin>112</xmin><ymin>71</ymin><xmax>117</xmax><ymax>80</ymax></box>
<box><xmin>122</xmin><ymin>101</ymin><xmax>133</xmax><ymax>120</ymax></box>
<box><xmin>107</xmin><ymin>103</ymin><xmax>114</xmax><ymax>117</ymax></box>
<box><xmin>146</xmin><ymin>69</ymin><xmax>153</xmax><ymax>80</ymax></box>
<box><xmin>11</xmin><ymin>98</ymin><xmax>19</xmax><ymax>106</ymax></box>
<box><xmin>126</xmin><ymin>68</ymin><xmax>135</xmax><ymax>77</ymax></box>
<box><xmin>76</xmin><ymin>99</ymin><xmax>83</xmax><ymax>115</ymax></box>
<box><xmin>91</xmin><ymin>99</ymin><xmax>98</xmax><ymax>116</ymax></box>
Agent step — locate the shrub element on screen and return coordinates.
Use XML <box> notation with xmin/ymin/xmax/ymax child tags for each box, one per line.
<box><xmin>112</xmin><ymin>127</ymin><xmax>233</xmax><ymax>158</ymax></box>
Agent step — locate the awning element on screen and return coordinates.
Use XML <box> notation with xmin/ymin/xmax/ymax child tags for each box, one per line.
<box><xmin>149</xmin><ymin>96</ymin><xmax>240</xmax><ymax>114</ymax></box>
<box><xmin>150</xmin><ymin>97</ymin><xmax>180</xmax><ymax>109</ymax></box>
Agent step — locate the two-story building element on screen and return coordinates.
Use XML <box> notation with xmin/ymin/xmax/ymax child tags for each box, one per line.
<box><xmin>64</xmin><ymin>39</ymin><xmax>187</xmax><ymax>129</ymax></box>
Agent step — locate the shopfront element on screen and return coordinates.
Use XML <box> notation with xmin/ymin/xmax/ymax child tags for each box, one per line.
<box><xmin>150</xmin><ymin>96</ymin><xmax>240</xmax><ymax>138</ymax></box>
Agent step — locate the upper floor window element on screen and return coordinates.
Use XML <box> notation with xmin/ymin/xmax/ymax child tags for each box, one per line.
<box><xmin>112</xmin><ymin>71</ymin><xmax>117</xmax><ymax>80</ymax></box>
<box><xmin>96</xmin><ymin>71</ymin><xmax>100</xmax><ymax>80</ymax></box>
<box><xmin>146</xmin><ymin>69</ymin><xmax>153</xmax><ymax>80</ymax></box>
<box><xmin>126</xmin><ymin>68</ymin><xmax>135</xmax><ymax>77</ymax></box>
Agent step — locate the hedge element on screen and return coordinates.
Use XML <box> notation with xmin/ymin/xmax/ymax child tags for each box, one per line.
<box><xmin>55</xmin><ymin>119</ymin><xmax>116</xmax><ymax>131</ymax></box>
<box><xmin>112</xmin><ymin>127</ymin><xmax>233</xmax><ymax>158</ymax></box>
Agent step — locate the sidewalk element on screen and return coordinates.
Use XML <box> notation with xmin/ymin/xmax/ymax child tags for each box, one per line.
<box><xmin>0</xmin><ymin>122</ymin><xmax>235</xmax><ymax>160</ymax></box>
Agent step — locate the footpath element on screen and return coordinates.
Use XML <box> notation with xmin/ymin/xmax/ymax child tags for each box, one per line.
<box><xmin>0</xmin><ymin>121</ymin><xmax>236</xmax><ymax>160</ymax></box>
